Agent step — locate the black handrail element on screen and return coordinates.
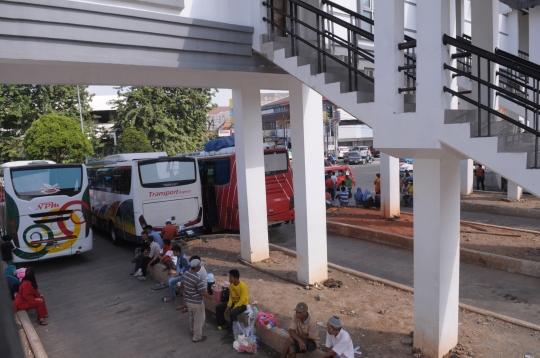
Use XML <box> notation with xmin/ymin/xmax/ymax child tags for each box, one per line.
<box><xmin>322</xmin><ymin>0</ymin><xmax>373</xmax><ymax>25</ymax></box>
<box><xmin>262</xmin><ymin>1</ymin><xmax>374</xmax><ymax>85</ymax></box>
<box><xmin>494</xmin><ymin>48</ymin><xmax>540</xmax><ymax>75</ymax></box>
<box><xmin>443</xmin><ymin>35</ymin><xmax>540</xmax><ymax>79</ymax></box>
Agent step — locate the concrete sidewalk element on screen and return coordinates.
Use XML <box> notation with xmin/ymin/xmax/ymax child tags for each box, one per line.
<box><xmin>268</xmin><ymin>222</ymin><xmax>540</xmax><ymax>326</ymax></box>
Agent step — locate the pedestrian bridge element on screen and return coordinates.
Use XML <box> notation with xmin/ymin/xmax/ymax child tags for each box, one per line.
<box><xmin>1</xmin><ymin>0</ymin><xmax>540</xmax><ymax>357</ymax></box>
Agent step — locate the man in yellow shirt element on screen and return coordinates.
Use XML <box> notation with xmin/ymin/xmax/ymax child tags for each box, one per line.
<box><xmin>215</xmin><ymin>269</ymin><xmax>249</xmax><ymax>333</ymax></box>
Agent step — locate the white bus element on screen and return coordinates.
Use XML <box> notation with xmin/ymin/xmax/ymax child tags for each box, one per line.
<box><xmin>0</xmin><ymin>161</ymin><xmax>93</xmax><ymax>263</ymax></box>
<box><xmin>86</xmin><ymin>153</ymin><xmax>203</xmax><ymax>244</ymax></box>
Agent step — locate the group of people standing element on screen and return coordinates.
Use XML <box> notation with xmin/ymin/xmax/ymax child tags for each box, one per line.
<box><xmin>325</xmin><ymin>171</ymin><xmax>353</xmax><ymax>207</ymax></box>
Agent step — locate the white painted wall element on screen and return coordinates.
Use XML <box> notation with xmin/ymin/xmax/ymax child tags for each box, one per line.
<box><xmin>182</xmin><ymin>0</ymin><xmax>252</xmax><ymax>25</ymax></box>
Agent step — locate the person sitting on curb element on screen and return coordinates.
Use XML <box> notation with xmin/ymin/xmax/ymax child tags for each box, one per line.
<box><xmin>215</xmin><ymin>269</ymin><xmax>248</xmax><ymax>334</ymax></box>
<box><xmin>13</xmin><ymin>267</ymin><xmax>49</xmax><ymax>326</ymax></box>
<box><xmin>144</xmin><ymin>225</ymin><xmax>162</xmax><ymax>246</ymax></box>
<box><xmin>339</xmin><ymin>183</ymin><xmax>349</xmax><ymax>207</ymax></box>
<box><xmin>162</xmin><ymin>245</ymin><xmax>190</xmax><ymax>302</ymax></box>
<box><xmin>321</xmin><ymin>316</ymin><xmax>354</xmax><ymax>358</ymax></box>
<box><xmin>183</xmin><ymin>258</ymin><xmax>214</xmax><ymax>343</ymax></box>
<box><xmin>136</xmin><ymin>234</ymin><xmax>161</xmax><ymax>281</ymax></box>
<box><xmin>175</xmin><ymin>255</ymin><xmax>208</xmax><ymax>312</ymax></box>
<box><xmin>354</xmin><ymin>187</ymin><xmax>363</xmax><ymax>206</ymax></box>
<box><xmin>280</xmin><ymin>302</ymin><xmax>318</xmax><ymax>358</ymax></box>
<box><xmin>161</xmin><ymin>218</ymin><xmax>179</xmax><ymax>240</ymax></box>
<box><xmin>152</xmin><ymin>239</ymin><xmax>175</xmax><ymax>272</ymax></box>
<box><xmin>131</xmin><ymin>231</ymin><xmax>150</xmax><ymax>274</ymax></box>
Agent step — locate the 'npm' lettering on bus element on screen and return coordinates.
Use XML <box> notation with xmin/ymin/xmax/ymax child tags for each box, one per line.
<box><xmin>36</xmin><ymin>202</ymin><xmax>60</xmax><ymax>210</ymax></box>
<box><xmin>149</xmin><ymin>190</ymin><xmax>191</xmax><ymax>197</ymax></box>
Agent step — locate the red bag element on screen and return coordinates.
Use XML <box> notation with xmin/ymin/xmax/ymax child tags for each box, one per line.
<box><xmin>256</xmin><ymin>312</ymin><xmax>277</xmax><ymax>329</ymax></box>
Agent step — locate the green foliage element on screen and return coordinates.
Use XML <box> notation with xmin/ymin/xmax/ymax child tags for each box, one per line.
<box><xmin>23</xmin><ymin>114</ymin><xmax>94</xmax><ymax>163</ymax></box>
<box><xmin>0</xmin><ymin>85</ymin><xmax>94</xmax><ymax>161</ymax></box>
<box><xmin>110</xmin><ymin>87</ymin><xmax>216</xmax><ymax>155</ymax></box>
<box><xmin>117</xmin><ymin>127</ymin><xmax>154</xmax><ymax>153</ymax></box>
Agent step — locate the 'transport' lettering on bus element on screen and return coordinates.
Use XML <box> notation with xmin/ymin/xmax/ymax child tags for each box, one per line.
<box><xmin>149</xmin><ymin>190</ymin><xmax>191</xmax><ymax>197</ymax></box>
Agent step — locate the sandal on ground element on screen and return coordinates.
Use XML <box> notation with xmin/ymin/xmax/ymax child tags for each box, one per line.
<box><xmin>151</xmin><ymin>284</ymin><xmax>168</xmax><ymax>290</ymax></box>
<box><xmin>175</xmin><ymin>305</ymin><xmax>185</xmax><ymax>310</ymax></box>
<box><xmin>162</xmin><ymin>297</ymin><xmax>174</xmax><ymax>302</ymax></box>
<box><xmin>43</xmin><ymin>315</ymin><xmax>49</xmax><ymax>319</ymax></box>
<box><xmin>182</xmin><ymin>308</ymin><xmax>188</xmax><ymax>313</ymax></box>
<box><xmin>214</xmin><ymin>325</ymin><xmax>229</xmax><ymax>331</ymax></box>
<box><xmin>38</xmin><ymin>321</ymin><xmax>48</xmax><ymax>326</ymax></box>
<box><xmin>192</xmin><ymin>336</ymin><xmax>207</xmax><ymax>343</ymax></box>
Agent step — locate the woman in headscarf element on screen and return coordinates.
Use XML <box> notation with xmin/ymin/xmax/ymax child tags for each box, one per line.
<box><xmin>13</xmin><ymin>267</ymin><xmax>49</xmax><ymax>325</ymax></box>
<box><xmin>4</xmin><ymin>264</ymin><xmax>19</xmax><ymax>300</ymax></box>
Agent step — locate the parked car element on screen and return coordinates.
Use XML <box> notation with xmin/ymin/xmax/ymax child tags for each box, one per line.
<box><xmin>343</xmin><ymin>151</ymin><xmax>365</xmax><ymax>165</ymax></box>
<box><xmin>352</xmin><ymin>146</ymin><xmax>369</xmax><ymax>157</ymax></box>
<box><xmin>337</xmin><ymin>146</ymin><xmax>350</xmax><ymax>159</ymax></box>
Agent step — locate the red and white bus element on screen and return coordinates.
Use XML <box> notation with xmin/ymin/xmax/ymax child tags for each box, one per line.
<box><xmin>176</xmin><ymin>147</ymin><xmax>294</xmax><ymax>232</ymax></box>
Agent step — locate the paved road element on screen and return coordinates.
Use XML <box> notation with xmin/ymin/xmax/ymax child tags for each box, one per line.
<box><xmin>28</xmin><ymin>232</ymin><xmax>274</xmax><ymax>358</ymax></box>
<box><xmin>268</xmin><ymin>223</ymin><xmax>540</xmax><ymax>326</ymax></box>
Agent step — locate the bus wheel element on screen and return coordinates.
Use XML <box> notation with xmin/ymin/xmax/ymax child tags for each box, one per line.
<box><xmin>109</xmin><ymin>222</ymin><xmax>122</xmax><ymax>246</ymax></box>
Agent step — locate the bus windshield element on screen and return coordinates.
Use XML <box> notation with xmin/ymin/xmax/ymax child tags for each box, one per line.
<box><xmin>10</xmin><ymin>166</ymin><xmax>82</xmax><ymax>200</ymax></box>
<box><xmin>139</xmin><ymin>159</ymin><xmax>197</xmax><ymax>188</ymax></box>
<box><xmin>264</xmin><ymin>151</ymin><xmax>288</xmax><ymax>175</ymax></box>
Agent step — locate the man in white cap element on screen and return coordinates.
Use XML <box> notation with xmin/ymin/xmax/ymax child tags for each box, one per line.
<box><xmin>182</xmin><ymin>258</ymin><xmax>214</xmax><ymax>342</ymax></box>
<box><xmin>161</xmin><ymin>218</ymin><xmax>179</xmax><ymax>240</ymax></box>
<box><xmin>322</xmin><ymin>316</ymin><xmax>354</xmax><ymax>358</ymax></box>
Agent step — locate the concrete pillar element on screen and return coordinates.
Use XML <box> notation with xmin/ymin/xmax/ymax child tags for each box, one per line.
<box><xmin>507</xmin><ymin>180</ymin><xmax>523</xmax><ymax>200</ymax></box>
<box><xmin>530</xmin><ymin>7</ymin><xmax>540</xmax><ymax>63</ymax></box>
<box><xmin>414</xmin><ymin>158</ymin><xmax>461</xmax><ymax>358</ymax></box>
<box><xmin>232</xmin><ymin>83</ymin><xmax>269</xmax><ymax>263</ymax></box>
<box><xmin>380</xmin><ymin>153</ymin><xmax>400</xmax><ymax>218</ymax></box>
<box><xmin>374</xmin><ymin>0</ymin><xmax>404</xmax><ymax>113</ymax></box>
<box><xmin>470</xmin><ymin>0</ymin><xmax>499</xmax><ymax>118</ymax></box>
<box><xmin>289</xmin><ymin>81</ymin><xmax>328</xmax><ymax>285</ymax></box>
<box><xmin>460</xmin><ymin>159</ymin><xmax>473</xmax><ymax>196</ymax></box>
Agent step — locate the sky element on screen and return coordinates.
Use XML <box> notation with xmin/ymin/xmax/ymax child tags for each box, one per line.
<box><xmin>87</xmin><ymin>86</ymin><xmax>287</xmax><ymax>107</ymax></box>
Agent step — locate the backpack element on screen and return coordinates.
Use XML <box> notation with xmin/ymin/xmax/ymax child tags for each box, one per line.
<box><xmin>221</xmin><ymin>287</ymin><xmax>230</xmax><ymax>303</ymax></box>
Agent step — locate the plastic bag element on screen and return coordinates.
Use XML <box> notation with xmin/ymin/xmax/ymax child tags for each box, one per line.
<box><xmin>233</xmin><ymin>334</ymin><xmax>258</xmax><ymax>354</ymax></box>
<box><xmin>256</xmin><ymin>311</ymin><xmax>277</xmax><ymax>330</ymax></box>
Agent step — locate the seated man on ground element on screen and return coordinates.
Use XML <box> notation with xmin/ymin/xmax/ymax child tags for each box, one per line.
<box><xmin>281</xmin><ymin>302</ymin><xmax>318</xmax><ymax>358</ymax></box>
<box><xmin>136</xmin><ymin>234</ymin><xmax>161</xmax><ymax>281</ymax></box>
<box><xmin>215</xmin><ymin>269</ymin><xmax>248</xmax><ymax>333</ymax></box>
<box><xmin>155</xmin><ymin>239</ymin><xmax>175</xmax><ymax>271</ymax></box>
<box><xmin>131</xmin><ymin>231</ymin><xmax>150</xmax><ymax>274</ymax></box>
<box><xmin>183</xmin><ymin>258</ymin><xmax>214</xmax><ymax>343</ymax></box>
<box><xmin>161</xmin><ymin>218</ymin><xmax>179</xmax><ymax>240</ymax></box>
<box><xmin>162</xmin><ymin>244</ymin><xmax>190</xmax><ymax>302</ymax></box>
<box><xmin>321</xmin><ymin>316</ymin><xmax>354</xmax><ymax>358</ymax></box>
<box><xmin>175</xmin><ymin>255</ymin><xmax>208</xmax><ymax>311</ymax></box>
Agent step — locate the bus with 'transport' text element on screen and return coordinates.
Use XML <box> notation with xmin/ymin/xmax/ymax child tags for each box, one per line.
<box><xmin>0</xmin><ymin>161</ymin><xmax>93</xmax><ymax>263</ymax></box>
<box><xmin>86</xmin><ymin>153</ymin><xmax>203</xmax><ymax>244</ymax></box>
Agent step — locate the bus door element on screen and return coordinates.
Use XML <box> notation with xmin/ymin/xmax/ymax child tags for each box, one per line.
<box><xmin>113</xmin><ymin>167</ymin><xmax>133</xmax><ymax>240</ymax></box>
<box><xmin>200</xmin><ymin>160</ymin><xmax>219</xmax><ymax>228</ymax></box>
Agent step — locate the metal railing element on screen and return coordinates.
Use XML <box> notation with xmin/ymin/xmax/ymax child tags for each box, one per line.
<box><xmin>397</xmin><ymin>37</ymin><xmax>417</xmax><ymax>94</ymax></box>
<box><xmin>443</xmin><ymin>34</ymin><xmax>540</xmax><ymax>168</ymax></box>
<box><xmin>263</xmin><ymin>0</ymin><xmax>374</xmax><ymax>93</ymax></box>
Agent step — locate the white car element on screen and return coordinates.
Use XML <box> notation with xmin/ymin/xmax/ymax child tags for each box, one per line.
<box><xmin>352</xmin><ymin>146</ymin><xmax>369</xmax><ymax>157</ymax></box>
<box><xmin>337</xmin><ymin>146</ymin><xmax>350</xmax><ymax>159</ymax></box>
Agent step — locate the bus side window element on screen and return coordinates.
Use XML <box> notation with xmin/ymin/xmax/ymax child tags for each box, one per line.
<box><xmin>214</xmin><ymin>159</ymin><xmax>231</xmax><ymax>186</ymax></box>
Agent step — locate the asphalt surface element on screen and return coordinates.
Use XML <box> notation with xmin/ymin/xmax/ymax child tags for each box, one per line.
<box><xmin>27</xmin><ymin>231</ymin><xmax>274</xmax><ymax>358</ymax></box>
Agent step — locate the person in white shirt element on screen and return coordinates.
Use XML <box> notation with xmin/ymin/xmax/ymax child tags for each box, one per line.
<box><xmin>322</xmin><ymin>316</ymin><xmax>354</xmax><ymax>358</ymax></box>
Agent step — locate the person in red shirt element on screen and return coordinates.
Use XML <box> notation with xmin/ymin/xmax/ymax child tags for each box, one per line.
<box><xmin>161</xmin><ymin>219</ymin><xmax>179</xmax><ymax>240</ymax></box>
<box><xmin>13</xmin><ymin>267</ymin><xmax>49</xmax><ymax>326</ymax></box>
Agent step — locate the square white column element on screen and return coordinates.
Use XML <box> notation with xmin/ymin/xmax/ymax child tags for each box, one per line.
<box><xmin>414</xmin><ymin>158</ymin><xmax>461</xmax><ymax>357</ymax></box>
<box><xmin>232</xmin><ymin>84</ymin><xmax>269</xmax><ymax>263</ymax></box>
<box><xmin>289</xmin><ymin>81</ymin><xmax>328</xmax><ymax>284</ymax></box>
<box><xmin>507</xmin><ymin>180</ymin><xmax>523</xmax><ymax>201</ymax></box>
<box><xmin>460</xmin><ymin>159</ymin><xmax>473</xmax><ymax>196</ymax></box>
<box><xmin>380</xmin><ymin>153</ymin><xmax>400</xmax><ymax>218</ymax></box>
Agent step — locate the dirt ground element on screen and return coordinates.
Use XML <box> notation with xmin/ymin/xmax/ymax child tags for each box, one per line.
<box><xmin>327</xmin><ymin>207</ymin><xmax>540</xmax><ymax>262</ymax></box>
<box><xmin>462</xmin><ymin>191</ymin><xmax>540</xmax><ymax>210</ymax></box>
<box><xmin>184</xmin><ymin>237</ymin><xmax>540</xmax><ymax>358</ymax></box>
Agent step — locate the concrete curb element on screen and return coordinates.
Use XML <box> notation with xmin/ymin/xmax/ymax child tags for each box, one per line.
<box><xmin>267</xmin><ymin>244</ymin><xmax>540</xmax><ymax>333</ymax></box>
<box><xmin>461</xmin><ymin>201</ymin><xmax>540</xmax><ymax>219</ymax></box>
<box><xmin>326</xmin><ymin>220</ymin><xmax>540</xmax><ymax>278</ymax></box>
<box><xmin>17</xmin><ymin>311</ymin><xmax>48</xmax><ymax>358</ymax></box>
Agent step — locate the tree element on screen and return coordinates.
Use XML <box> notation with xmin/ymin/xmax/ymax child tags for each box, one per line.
<box><xmin>0</xmin><ymin>85</ymin><xmax>94</xmax><ymax>161</ymax></box>
<box><xmin>110</xmin><ymin>87</ymin><xmax>215</xmax><ymax>155</ymax></box>
<box><xmin>117</xmin><ymin>127</ymin><xmax>153</xmax><ymax>153</ymax></box>
<box><xmin>23</xmin><ymin>114</ymin><xmax>94</xmax><ymax>163</ymax></box>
